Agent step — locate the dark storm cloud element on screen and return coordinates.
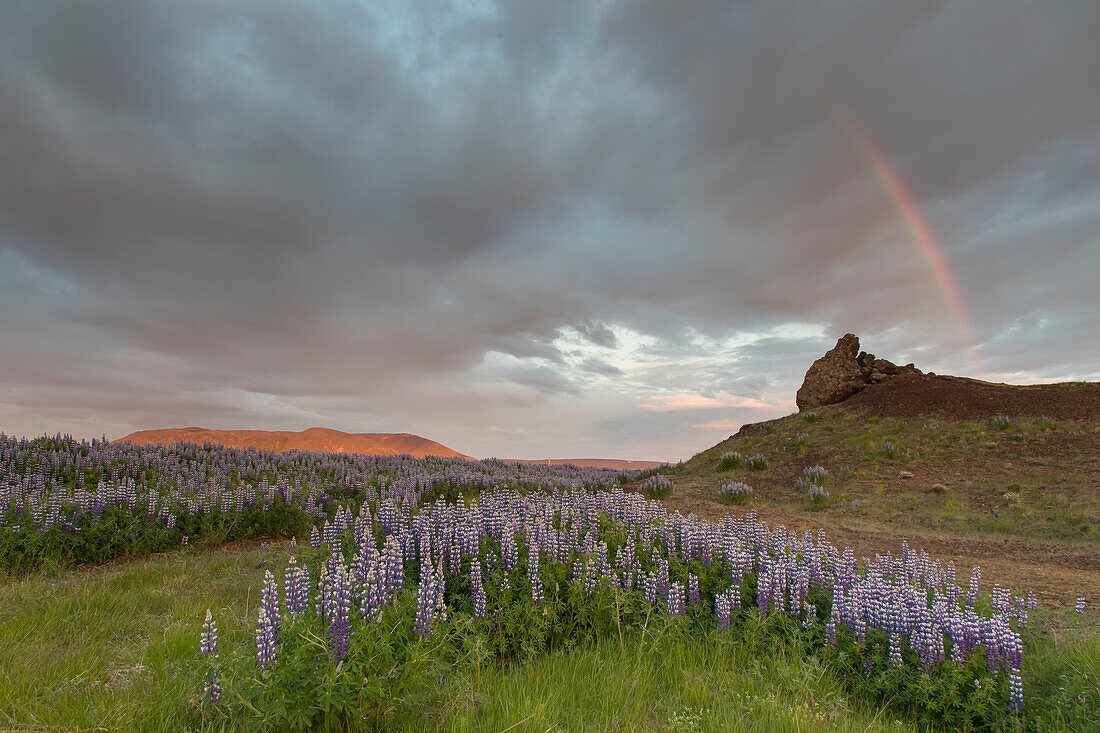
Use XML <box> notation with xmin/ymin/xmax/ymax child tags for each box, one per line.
<box><xmin>1</xmin><ymin>0</ymin><xmax>1097</xmax><ymax>459</ymax></box>
<box><xmin>579</xmin><ymin>358</ymin><xmax>625</xmax><ymax>378</ymax></box>
<box><xmin>574</xmin><ymin>322</ymin><xmax>619</xmax><ymax>349</ymax></box>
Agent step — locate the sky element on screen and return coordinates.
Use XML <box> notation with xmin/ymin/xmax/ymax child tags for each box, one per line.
<box><xmin>1</xmin><ymin>1</ymin><xmax>1098</xmax><ymax>461</ymax></box>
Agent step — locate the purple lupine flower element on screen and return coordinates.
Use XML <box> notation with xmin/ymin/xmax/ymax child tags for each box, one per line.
<box><xmin>471</xmin><ymin>559</ymin><xmax>487</xmax><ymax>618</ymax></box>
<box><xmin>1009</xmin><ymin>670</ymin><xmax>1023</xmax><ymax>714</ymax></box>
<box><xmin>200</xmin><ymin>609</ymin><xmax>218</xmax><ymax>656</ymax></box>
<box><xmin>433</xmin><ymin>559</ymin><xmax>448</xmax><ymax>624</ymax></box>
<box><xmin>199</xmin><ymin>608</ymin><xmax>220</xmax><ymax>702</ymax></box>
<box><xmin>656</xmin><ymin>556</ymin><xmax>670</xmax><ymax>603</ymax></box>
<box><xmin>284</xmin><ymin>556</ymin><xmax>308</xmax><ymax>617</ymax></box>
<box><xmin>328</xmin><ymin>563</ymin><xmax>352</xmax><ymax>661</ymax></box>
<box><xmin>888</xmin><ymin>632</ymin><xmax>902</xmax><ymax>668</ymax></box>
<box><xmin>501</xmin><ymin>528</ymin><xmax>518</xmax><ymax>572</ymax></box>
<box><xmin>528</xmin><ymin>545</ymin><xmax>544</xmax><ymax>607</ymax></box>
<box><xmin>290</xmin><ymin>535</ymin><xmax>297</xmax><ymax>548</ymax></box>
<box><xmin>260</xmin><ymin>570</ymin><xmax>280</xmax><ymax>642</ymax></box>
<box><xmin>256</xmin><ymin>606</ymin><xmax>276</xmax><ymax>670</ymax></box>
<box><xmin>967</xmin><ymin>567</ymin><xmax>981</xmax><ymax>607</ymax></box>
<box><xmin>380</xmin><ymin>536</ymin><xmax>404</xmax><ymax>606</ymax></box>
<box><xmin>354</xmin><ymin>534</ymin><xmax>379</xmax><ymax>591</ymax></box>
<box><xmin>801</xmin><ymin>602</ymin><xmax>814</xmax><ymax>629</ymax></box>
<box><xmin>643</xmin><ymin>571</ymin><xmax>658</xmax><ymax>604</ymax></box>
<box><xmin>205</xmin><ymin>673</ymin><xmax>221</xmax><ymax>704</ymax></box>
<box><xmin>1076</xmin><ymin>597</ymin><xmax>1086</xmax><ymax>614</ymax></box>
<box><xmin>688</xmin><ymin>574</ymin><xmax>700</xmax><ymax>607</ymax></box>
<box><xmin>756</xmin><ymin>562</ymin><xmax>771</xmax><ymax>616</ymax></box>
<box><xmin>718</xmin><ymin>480</ymin><xmax>752</xmax><ymax>501</ymax></box>
<box><xmin>309</xmin><ymin>525</ymin><xmax>320</xmax><ymax>548</ymax></box>
<box><xmin>181</xmin><ymin>535</ymin><xmax>188</xmax><ymax>546</ymax></box>
<box><xmin>716</xmin><ymin>591</ymin><xmax>731</xmax><ymax>631</ymax></box>
<box><xmin>667</xmin><ymin>582</ymin><xmax>686</xmax><ymax>616</ymax></box>
<box><xmin>199</xmin><ymin>603</ymin><xmax>220</xmax><ymax>704</ymax></box>
<box><xmin>583</xmin><ymin>557</ymin><xmax>599</xmax><ymax>596</ymax></box>
<box><xmin>414</xmin><ymin>549</ymin><xmax>439</xmax><ymax>637</ymax></box>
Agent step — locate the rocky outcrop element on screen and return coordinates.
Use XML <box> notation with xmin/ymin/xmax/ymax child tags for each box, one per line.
<box><xmin>795</xmin><ymin>334</ymin><xmax>921</xmax><ymax>411</ymax></box>
<box><xmin>795</xmin><ymin>334</ymin><xmax>867</xmax><ymax>411</ymax></box>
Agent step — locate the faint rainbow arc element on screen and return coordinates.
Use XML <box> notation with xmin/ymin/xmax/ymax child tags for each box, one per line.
<box><xmin>827</xmin><ymin>103</ymin><xmax>979</xmax><ymax>369</ymax></box>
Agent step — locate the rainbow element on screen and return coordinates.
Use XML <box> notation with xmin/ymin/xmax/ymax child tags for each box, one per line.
<box><xmin>827</xmin><ymin>102</ymin><xmax>979</xmax><ymax>369</ymax></box>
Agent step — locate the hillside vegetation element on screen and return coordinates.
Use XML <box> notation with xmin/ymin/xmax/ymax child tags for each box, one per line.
<box><xmin>649</xmin><ymin>374</ymin><xmax>1100</xmax><ymax>606</ymax></box>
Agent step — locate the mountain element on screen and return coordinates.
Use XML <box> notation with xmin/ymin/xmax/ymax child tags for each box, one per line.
<box><xmin>114</xmin><ymin>427</ymin><xmax>470</xmax><ymax>459</ymax></box>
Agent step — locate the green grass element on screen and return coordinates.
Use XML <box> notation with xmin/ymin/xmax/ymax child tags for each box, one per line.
<box><xmin>0</xmin><ymin>543</ymin><xmax>282</xmax><ymax>731</ymax></box>
<box><xmin>430</xmin><ymin>632</ymin><xmax>906</xmax><ymax>732</ymax></box>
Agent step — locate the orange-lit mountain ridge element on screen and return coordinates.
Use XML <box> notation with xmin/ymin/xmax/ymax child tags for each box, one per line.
<box><xmin>114</xmin><ymin>427</ymin><xmax>471</xmax><ymax>459</ymax></box>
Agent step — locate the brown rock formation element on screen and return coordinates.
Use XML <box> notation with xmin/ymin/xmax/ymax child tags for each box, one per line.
<box><xmin>795</xmin><ymin>334</ymin><xmax>921</xmax><ymax>410</ymax></box>
<box><xmin>795</xmin><ymin>334</ymin><xmax>868</xmax><ymax>411</ymax></box>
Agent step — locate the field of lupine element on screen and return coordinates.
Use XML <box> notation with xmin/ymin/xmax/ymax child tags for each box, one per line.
<box><xmin>0</xmin><ymin>433</ymin><xmax>631</xmax><ymax>571</ymax></box>
<box><xmin>2</xmin><ymin>433</ymin><xmax>1098</xmax><ymax>730</ymax></box>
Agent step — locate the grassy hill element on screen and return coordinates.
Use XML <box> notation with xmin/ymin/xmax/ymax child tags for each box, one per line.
<box><xmin>646</xmin><ymin>374</ymin><xmax>1100</xmax><ymax>606</ymax></box>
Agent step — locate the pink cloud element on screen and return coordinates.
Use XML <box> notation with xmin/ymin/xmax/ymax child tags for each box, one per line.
<box><xmin>637</xmin><ymin>393</ymin><xmax>779</xmax><ymax>412</ymax></box>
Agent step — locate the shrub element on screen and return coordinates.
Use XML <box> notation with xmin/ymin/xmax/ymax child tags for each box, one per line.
<box><xmin>881</xmin><ymin>441</ymin><xmax>914</xmax><ymax>460</ymax></box>
<box><xmin>716</xmin><ymin>452</ymin><xmax>741</xmax><ymax>471</ymax></box>
<box><xmin>718</xmin><ymin>480</ymin><xmax>752</xmax><ymax>504</ymax></box>
<box><xmin>807</xmin><ymin>484</ymin><xmax>830</xmax><ymax>506</ymax></box>
<box><xmin>638</xmin><ymin>474</ymin><xmax>673</xmax><ymax>499</ymax></box>
<box><xmin>744</xmin><ymin>454</ymin><xmax>768</xmax><ymax>471</ymax></box>
<box><xmin>795</xmin><ymin>466</ymin><xmax>828</xmax><ymax>488</ymax></box>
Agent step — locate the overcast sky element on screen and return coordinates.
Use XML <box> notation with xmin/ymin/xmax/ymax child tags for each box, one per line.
<box><xmin>1</xmin><ymin>1</ymin><xmax>1098</xmax><ymax>460</ymax></box>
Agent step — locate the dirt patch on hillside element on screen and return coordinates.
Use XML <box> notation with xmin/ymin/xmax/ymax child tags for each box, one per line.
<box><xmin>839</xmin><ymin>373</ymin><xmax>1100</xmax><ymax>421</ymax></box>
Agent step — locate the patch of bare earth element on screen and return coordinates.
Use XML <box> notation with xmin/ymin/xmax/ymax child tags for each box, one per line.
<box><xmin>839</xmin><ymin>372</ymin><xmax>1100</xmax><ymax>421</ymax></box>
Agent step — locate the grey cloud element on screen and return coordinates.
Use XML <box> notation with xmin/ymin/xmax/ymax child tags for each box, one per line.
<box><xmin>1</xmin><ymin>0</ymin><xmax>1097</xmax><ymax>459</ymax></box>
<box><xmin>579</xmin><ymin>358</ymin><xmax>625</xmax><ymax>378</ymax></box>
<box><xmin>574</xmin><ymin>322</ymin><xmax>619</xmax><ymax>349</ymax></box>
<box><xmin>498</xmin><ymin>366</ymin><xmax>582</xmax><ymax>397</ymax></box>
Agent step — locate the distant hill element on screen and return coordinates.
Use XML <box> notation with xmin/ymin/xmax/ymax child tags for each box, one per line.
<box><xmin>499</xmin><ymin>458</ymin><xmax>668</xmax><ymax>471</ymax></box>
<box><xmin>114</xmin><ymin>427</ymin><xmax>470</xmax><ymax>459</ymax></box>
